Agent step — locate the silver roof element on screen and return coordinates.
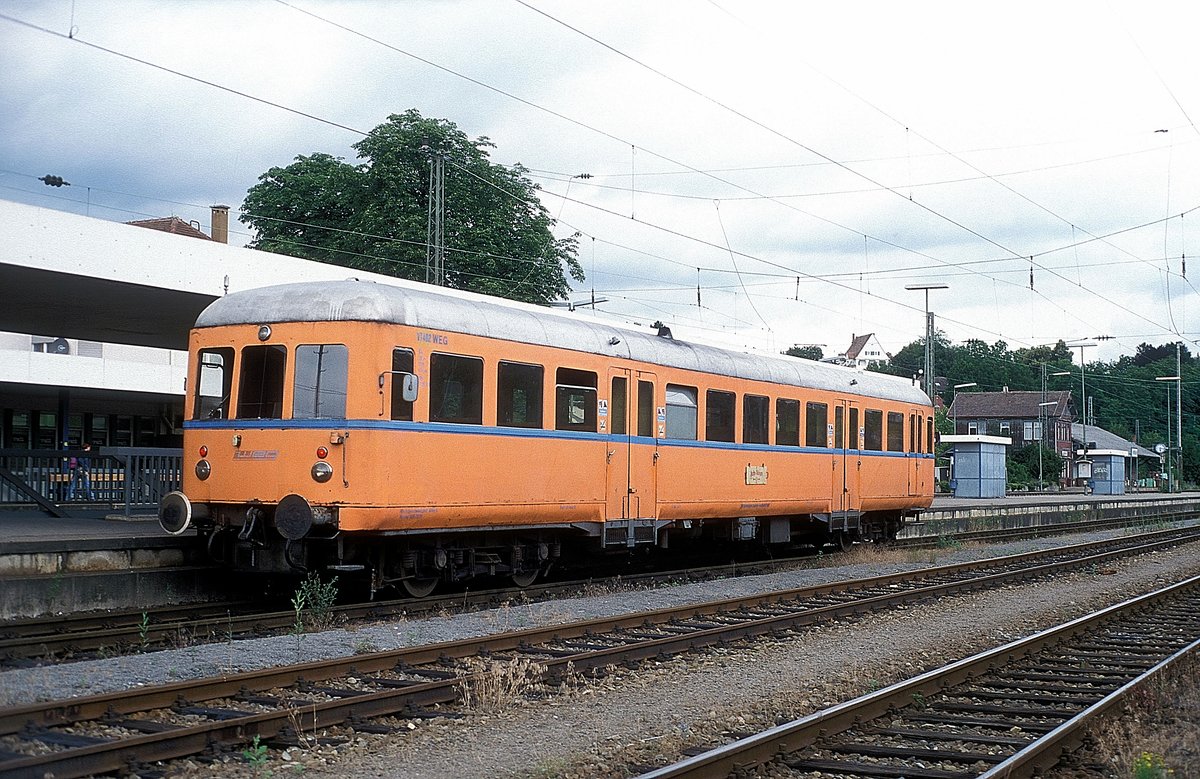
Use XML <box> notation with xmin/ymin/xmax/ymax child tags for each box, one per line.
<box><xmin>197</xmin><ymin>280</ymin><xmax>930</xmax><ymax>406</ymax></box>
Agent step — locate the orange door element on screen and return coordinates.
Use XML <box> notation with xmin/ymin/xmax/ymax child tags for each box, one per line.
<box><xmin>605</xmin><ymin>369</ymin><xmax>632</xmax><ymax>519</ymax></box>
<box><xmin>833</xmin><ymin>399</ymin><xmax>861</xmax><ymax>513</ymax></box>
<box><xmin>605</xmin><ymin>368</ymin><xmax>659</xmax><ymax>520</ymax></box>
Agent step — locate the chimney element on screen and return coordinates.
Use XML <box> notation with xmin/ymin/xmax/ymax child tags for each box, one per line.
<box><xmin>211</xmin><ymin>204</ymin><xmax>230</xmax><ymax>244</ymax></box>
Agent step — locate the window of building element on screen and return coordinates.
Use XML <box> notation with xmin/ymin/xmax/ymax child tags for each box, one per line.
<box><xmin>237</xmin><ymin>345</ymin><xmax>287</xmax><ymax>420</ymax></box>
<box><xmin>864</xmin><ymin>409</ymin><xmax>883</xmax><ymax>451</ymax></box>
<box><xmin>887</xmin><ymin>411</ymin><xmax>905</xmax><ymax>451</ymax></box>
<box><xmin>430</xmin><ymin>353</ymin><xmax>484</xmax><ymax>425</ymax></box>
<box><xmin>498</xmin><ymin>361</ymin><xmax>544</xmax><ymax>428</ymax></box>
<box><xmin>776</xmin><ymin>399</ymin><xmax>800</xmax><ymax>446</ymax></box>
<box><xmin>293</xmin><ymin>344</ymin><xmax>349</xmax><ymax>419</ymax></box>
<box><xmin>743</xmin><ymin>395</ymin><xmax>769</xmax><ymax>444</ymax></box>
<box><xmin>194</xmin><ymin>347</ymin><xmax>234</xmax><ymax>420</ymax></box>
<box><xmin>666</xmin><ymin>385</ymin><xmax>698</xmax><ymax>440</ymax></box>
<box><xmin>706</xmin><ymin>390</ymin><xmax>736</xmax><ymax>442</ymax></box>
<box><xmin>968</xmin><ymin>421</ymin><xmax>979</xmax><ymax>435</ymax></box>
<box><xmin>637</xmin><ymin>380</ymin><xmax>655</xmax><ymax>437</ymax></box>
<box><xmin>555</xmin><ymin>368</ymin><xmax>597</xmax><ymax>432</ymax></box>
<box><xmin>390</xmin><ymin>348</ymin><xmax>414</xmax><ymax>421</ymax></box>
<box><xmin>1000</xmin><ymin>421</ymin><xmax>1011</xmax><ymax>435</ymax></box>
<box><xmin>805</xmin><ymin>402</ymin><xmax>828</xmax><ymax>447</ymax></box>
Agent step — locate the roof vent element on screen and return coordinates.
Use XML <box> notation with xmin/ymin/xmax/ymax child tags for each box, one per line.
<box><xmin>652</xmin><ymin>320</ymin><xmax>673</xmax><ymax>339</ymax></box>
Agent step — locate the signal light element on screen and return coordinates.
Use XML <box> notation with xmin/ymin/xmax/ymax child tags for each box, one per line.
<box><xmin>316</xmin><ymin>446</ymin><xmax>329</xmax><ymax>460</ymax></box>
<box><xmin>199</xmin><ymin>445</ymin><xmax>208</xmax><ymax>457</ymax></box>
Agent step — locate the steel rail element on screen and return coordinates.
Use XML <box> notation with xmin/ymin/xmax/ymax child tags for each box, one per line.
<box><xmin>0</xmin><ymin>532</ymin><xmax>1196</xmax><ymax>779</ymax></box>
<box><xmin>637</xmin><ymin>575</ymin><xmax>1200</xmax><ymax>778</ymax></box>
<box><xmin>4</xmin><ymin>517</ymin><xmax>1194</xmax><ymax>665</ymax></box>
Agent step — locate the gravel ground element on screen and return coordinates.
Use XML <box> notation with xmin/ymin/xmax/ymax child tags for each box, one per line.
<box><xmin>3</xmin><ymin>527</ymin><xmax>1198</xmax><ymax>778</ymax></box>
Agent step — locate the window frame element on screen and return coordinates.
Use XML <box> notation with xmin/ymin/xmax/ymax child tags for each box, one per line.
<box><xmin>665</xmin><ymin>384</ymin><xmax>698</xmax><ymax>440</ymax></box>
<box><xmin>805</xmin><ymin>401</ymin><xmax>828</xmax><ymax>448</ymax></box>
<box><xmin>776</xmin><ymin>398</ymin><xmax>800</xmax><ymax>447</ymax></box>
<box><xmin>554</xmin><ymin>367</ymin><xmax>598</xmax><ymax>432</ymax></box>
<box><xmin>429</xmin><ymin>352</ymin><xmax>485</xmax><ymax>425</ymax></box>
<box><xmin>705</xmin><ymin>389</ymin><xmax>736</xmax><ymax>443</ymax></box>
<box><xmin>292</xmin><ymin>343</ymin><xmax>349</xmax><ymax>420</ymax></box>
<box><xmin>743</xmin><ymin>394</ymin><xmax>770</xmax><ymax>445</ymax></box>
<box><xmin>236</xmin><ymin>344</ymin><xmax>287</xmax><ymax>420</ymax></box>
<box><xmin>497</xmin><ymin>360</ymin><xmax>544</xmax><ymax>429</ymax></box>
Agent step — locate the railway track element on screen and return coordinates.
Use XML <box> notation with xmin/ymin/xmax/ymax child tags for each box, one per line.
<box><xmin>638</xmin><ymin>573</ymin><xmax>1200</xmax><ymax>779</ymax></box>
<box><xmin>3</xmin><ymin>518</ymin><xmax>1194</xmax><ymax>666</ymax></box>
<box><xmin>0</xmin><ymin>529</ymin><xmax>1196</xmax><ymax>778</ymax></box>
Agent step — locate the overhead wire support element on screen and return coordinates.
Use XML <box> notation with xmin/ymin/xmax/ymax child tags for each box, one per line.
<box><xmin>425</xmin><ymin>150</ymin><xmax>445</xmax><ymax>286</ymax></box>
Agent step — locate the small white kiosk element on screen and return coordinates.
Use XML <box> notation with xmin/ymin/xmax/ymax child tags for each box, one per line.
<box><xmin>943</xmin><ymin>434</ymin><xmax>1012</xmax><ymax>498</ymax></box>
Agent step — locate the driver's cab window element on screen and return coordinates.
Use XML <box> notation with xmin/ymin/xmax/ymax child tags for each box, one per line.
<box><xmin>194</xmin><ymin>347</ymin><xmax>234</xmax><ymax>419</ymax></box>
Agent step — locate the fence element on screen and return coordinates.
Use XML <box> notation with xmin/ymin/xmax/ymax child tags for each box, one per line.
<box><xmin>0</xmin><ymin>447</ymin><xmax>182</xmax><ymax>517</ymax></box>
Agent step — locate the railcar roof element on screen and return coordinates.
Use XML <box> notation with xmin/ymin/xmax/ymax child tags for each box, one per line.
<box><xmin>197</xmin><ymin>280</ymin><xmax>930</xmax><ymax>406</ymax></box>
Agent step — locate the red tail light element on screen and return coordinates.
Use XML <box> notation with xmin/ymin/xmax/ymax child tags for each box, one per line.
<box><xmin>199</xmin><ymin>445</ymin><xmax>208</xmax><ymax>458</ymax></box>
<box><xmin>316</xmin><ymin>446</ymin><xmax>329</xmax><ymax>460</ymax></box>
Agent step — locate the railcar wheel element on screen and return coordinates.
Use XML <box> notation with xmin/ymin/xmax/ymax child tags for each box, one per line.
<box><xmin>511</xmin><ymin>569</ymin><xmax>538</xmax><ymax>587</ymax></box>
<box><xmin>832</xmin><ymin>531</ymin><xmax>852</xmax><ymax>552</ymax></box>
<box><xmin>401</xmin><ymin>576</ymin><xmax>439</xmax><ymax>598</ymax></box>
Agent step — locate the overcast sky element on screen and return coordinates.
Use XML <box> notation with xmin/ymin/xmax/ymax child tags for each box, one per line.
<box><xmin>2</xmin><ymin>0</ymin><xmax>1198</xmax><ymax>368</ymax></box>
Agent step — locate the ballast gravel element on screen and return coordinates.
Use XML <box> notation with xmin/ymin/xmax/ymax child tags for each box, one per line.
<box><xmin>3</xmin><ymin>527</ymin><xmax>1198</xmax><ymax>778</ymax></box>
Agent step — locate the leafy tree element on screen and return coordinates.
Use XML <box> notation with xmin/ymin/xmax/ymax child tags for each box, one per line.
<box><xmin>785</xmin><ymin>344</ymin><xmax>824</xmax><ymax>361</ymax></box>
<box><xmin>240</xmin><ymin>110</ymin><xmax>584</xmax><ymax>305</ymax></box>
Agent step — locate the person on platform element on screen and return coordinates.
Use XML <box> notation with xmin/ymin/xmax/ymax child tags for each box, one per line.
<box><xmin>68</xmin><ymin>442</ymin><xmax>95</xmax><ymax>501</ymax></box>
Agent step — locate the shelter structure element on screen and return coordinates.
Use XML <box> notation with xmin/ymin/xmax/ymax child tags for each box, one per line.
<box><xmin>942</xmin><ymin>434</ymin><xmax>1011</xmax><ymax>498</ymax></box>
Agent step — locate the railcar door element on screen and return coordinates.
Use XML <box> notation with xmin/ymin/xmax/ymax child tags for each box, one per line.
<box><xmin>833</xmin><ymin>400</ymin><xmax>862</xmax><ymax>514</ymax></box>
<box><xmin>907</xmin><ymin>409</ymin><xmax>925</xmax><ymax>496</ymax></box>
<box><xmin>605</xmin><ymin>369</ymin><xmax>658</xmax><ymax>520</ymax></box>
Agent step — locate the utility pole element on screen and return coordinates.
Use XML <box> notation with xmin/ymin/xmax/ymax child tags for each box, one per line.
<box><xmin>427</xmin><ymin>152</ymin><xmax>445</xmax><ymax>286</ymax></box>
<box><xmin>1177</xmin><ymin>343</ymin><xmax>1184</xmax><ymax>489</ymax></box>
<box><xmin>905</xmin><ymin>284</ymin><xmax>948</xmax><ymax>400</ymax></box>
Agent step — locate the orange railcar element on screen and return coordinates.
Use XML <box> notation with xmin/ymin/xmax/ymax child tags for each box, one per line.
<box><xmin>160</xmin><ymin>280</ymin><xmax>934</xmax><ymax>595</ymax></box>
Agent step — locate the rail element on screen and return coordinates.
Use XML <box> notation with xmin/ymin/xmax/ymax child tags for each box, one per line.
<box><xmin>0</xmin><ymin>447</ymin><xmax>182</xmax><ymax>518</ymax></box>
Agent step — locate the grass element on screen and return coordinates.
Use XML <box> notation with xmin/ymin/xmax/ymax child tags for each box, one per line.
<box><xmin>455</xmin><ymin>655</ymin><xmax>547</xmax><ymax>713</ymax></box>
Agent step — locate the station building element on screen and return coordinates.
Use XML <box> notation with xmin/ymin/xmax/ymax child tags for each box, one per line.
<box><xmin>0</xmin><ymin>199</ymin><xmax>406</xmax><ymax>460</ymax></box>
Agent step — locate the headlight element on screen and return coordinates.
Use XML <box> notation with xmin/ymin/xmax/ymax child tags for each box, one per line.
<box><xmin>311</xmin><ymin>461</ymin><xmax>333</xmax><ymax>483</ymax></box>
<box><xmin>195</xmin><ymin>460</ymin><xmax>211</xmax><ymax>480</ymax></box>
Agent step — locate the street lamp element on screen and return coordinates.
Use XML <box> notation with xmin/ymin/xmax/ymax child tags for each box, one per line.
<box><xmin>905</xmin><ymin>283</ymin><xmax>949</xmax><ymax>400</ymax></box>
<box><xmin>1038</xmin><ymin>400</ymin><xmax>1058</xmax><ymax>487</ymax></box>
<box><xmin>951</xmin><ymin>382</ymin><xmax>976</xmax><ymax>434</ymax></box>
<box><xmin>1156</xmin><ymin>375</ymin><xmax>1181</xmax><ymax>492</ymax></box>
<box><xmin>1065</xmin><ymin>341</ymin><xmax>1097</xmax><ymax>480</ymax></box>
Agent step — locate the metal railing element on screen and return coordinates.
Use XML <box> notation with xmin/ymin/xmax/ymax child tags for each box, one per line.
<box><xmin>0</xmin><ymin>447</ymin><xmax>182</xmax><ymax>517</ymax></box>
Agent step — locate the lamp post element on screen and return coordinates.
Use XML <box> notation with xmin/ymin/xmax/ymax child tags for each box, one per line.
<box><xmin>905</xmin><ymin>284</ymin><xmax>949</xmax><ymax>400</ymax></box>
<box><xmin>1065</xmin><ymin>341</ymin><xmax>1097</xmax><ymax>480</ymax></box>
<box><xmin>951</xmin><ymin>382</ymin><xmax>976</xmax><ymax>434</ymax></box>
<box><xmin>1156</xmin><ymin>375</ymin><xmax>1181</xmax><ymax>492</ymax></box>
<box><xmin>1037</xmin><ymin>400</ymin><xmax>1058</xmax><ymax>487</ymax></box>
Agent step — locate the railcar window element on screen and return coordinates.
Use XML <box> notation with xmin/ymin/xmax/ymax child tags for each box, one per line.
<box><xmin>776</xmin><ymin>399</ymin><xmax>800</xmax><ymax>446</ymax></box>
<box><xmin>194</xmin><ymin>347</ymin><xmax>234</xmax><ymax>420</ymax></box>
<box><xmin>805</xmin><ymin>402</ymin><xmax>827</xmax><ymax>447</ymax></box>
<box><xmin>834</xmin><ymin>406</ymin><xmax>844</xmax><ymax>449</ymax></box>
<box><xmin>498</xmin><ymin>361</ymin><xmax>544</xmax><ymax>428</ymax></box>
<box><xmin>555</xmin><ymin>368</ymin><xmax>597</xmax><ymax>432</ymax></box>
<box><xmin>610</xmin><ymin>376</ymin><xmax>628</xmax><ymax>435</ymax></box>
<box><xmin>637</xmin><ymin>380</ymin><xmax>655</xmax><ymax>437</ymax></box>
<box><xmin>850</xmin><ymin>407</ymin><xmax>860</xmax><ymax>450</ymax></box>
<box><xmin>743</xmin><ymin>395</ymin><xmax>769</xmax><ymax>444</ymax></box>
<box><xmin>927</xmin><ymin>416</ymin><xmax>934</xmax><ymax>452</ymax></box>
<box><xmin>237</xmin><ymin>345</ymin><xmax>286</xmax><ymax>420</ymax></box>
<box><xmin>390</xmin><ymin>348</ymin><xmax>414</xmax><ymax>421</ymax></box>
<box><xmin>665</xmin><ymin>385</ymin><xmax>698</xmax><ymax>440</ymax></box>
<box><xmin>293</xmin><ymin>344</ymin><xmax>348</xmax><ymax>419</ymax></box>
<box><xmin>887</xmin><ymin>411</ymin><xmax>905</xmax><ymax>451</ymax></box>
<box><xmin>430</xmin><ymin>353</ymin><xmax>484</xmax><ymax>425</ymax></box>
<box><xmin>864</xmin><ymin>409</ymin><xmax>883</xmax><ymax>451</ymax></box>
<box><xmin>706</xmin><ymin>390</ymin><xmax>735</xmax><ymax>442</ymax></box>
<box><xmin>910</xmin><ymin>414</ymin><xmax>918</xmax><ymax>453</ymax></box>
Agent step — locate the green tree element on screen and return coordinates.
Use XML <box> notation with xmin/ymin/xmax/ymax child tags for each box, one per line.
<box><xmin>784</xmin><ymin>344</ymin><xmax>824</xmax><ymax>361</ymax></box>
<box><xmin>240</xmin><ymin>110</ymin><xmax>584</xmax><ymax>305</ymax></box>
